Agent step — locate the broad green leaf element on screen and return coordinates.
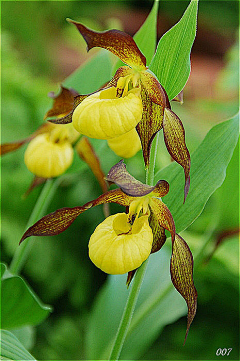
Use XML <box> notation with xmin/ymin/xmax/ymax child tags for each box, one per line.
<box><xmin>133</xmin><ymin>0</ymin><xmax>159</xmax><ymax>65</ymax></box>
<box><xmin>63</xmin><ymin>49</ymin><xmax>112</xmax><ymax>93</ymax></box>
<box><xmin>154</xmin><ymin>113</ymin><xmax>239</xmax><ymax>232</ymax></box>
<box><xmin>150</xmin><ymin>0</ymin><xmax>198</xmax><ymax>100</ymax></box>
<box><xmin>1</xmin><ymin>263</ymin><xmax>52</xmax><ymax>329</ymax></box>
<box><xmin>0</xmin><ymin>330</ymin><xmax>36</xmax><ymax>360</ymax></box>
<box><xmin>86</xmin><ymin>248</ymin><xmax>186</xmax><ymax>360</ymax></box>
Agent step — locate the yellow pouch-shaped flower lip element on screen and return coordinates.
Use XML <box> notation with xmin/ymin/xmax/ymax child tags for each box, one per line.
<box><xmin>107</xmin><ymin>128</ymin><xmax>141</xmax><ymax>158</ymax></box>
<box><xmin>89</xmin><ymin>213</ymin><xmax>153</xmax><ymax>274</ymax></box>
<box><xmin>24</xmin><ymin>133</ymin><xmax>73</xmax><ymax>178</ymax></box>
<box><xmin>72</xmin><ymin>87</ymin><xmax>143</xmax><ymax>139</ymax></box>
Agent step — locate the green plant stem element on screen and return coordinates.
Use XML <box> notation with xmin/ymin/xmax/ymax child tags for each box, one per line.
<box><xmin>9</xmin><ymin>178</ymin><xmax>60</xmax><ymax>275</ymax></box>
<box><xmin>108</xmin><ymin>134</ymin><xmax>160</xmax><ymax>361</ymax></box>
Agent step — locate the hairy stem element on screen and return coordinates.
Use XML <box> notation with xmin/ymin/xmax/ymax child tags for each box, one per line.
<box><xmin>108</xmin><ymin>134</ymin><xmax>159</xmax><ymax>361</ymax></box>
<box><xmin>9</xmin><ymin>178</ymin><xmax>60</xmax><ymax>275</ymax></box>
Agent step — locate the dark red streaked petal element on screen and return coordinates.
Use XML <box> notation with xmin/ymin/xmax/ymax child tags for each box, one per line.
<box><xmin>19</xmin><ymin>188</ymin><xmax>132</xmax><ymax>244</ymax></box>
<box><xmin>163</xmin><ymin>108</ymin><xmax>191</xmax><ymax>202</ymax></box>
<box><xmin>68</xmin><ymin>20</ymin><xmax>146</xmax><ymax>70</ymax></box>
<box><xmin>170</xmin><ymin>234</ymin><xmax>197</xmax><ymax>344</ymax></box>
<box><xmin>136</xmin><ymin>88</ymin><xmax>164</xmax><ymax>167</ymax></box>
<box><xmin>0</xmin><ymin>139</ymin><xmax>30</xmax><ymax>155</ymax></box>
<box><xmin>140</xmin><ymin>71</ymin><xmax>169</xmax><ymax>106</ymax></box>
<box><xmin>149</xmin><ymin>198</ymin><xmax>175</xmax><ymax>242</ymax></box>
<box><xmin>0</xmin><ymin>123</ymin><xmax>53</xmax><ymax>156</ymax></box>
<box><xmin>149</xmin><ymin>210</ymin><xmax>166</xmax><ymax>253</ymax></box>
<box><xmin>76</xmin><ymin>136</ymin><xmax>108</xmax><ymax>193</ymax></box>
<box><xmin>44</xmin><ymin>85</ymin><xmax>79</xmax><ymax>120</ymax></box>
<box><xmin>106</xmin><ymin>160</ymin><xmax>164</xmax><ymax>197</ymax></box>
<box><xmin>48</xmin><ymin>94</ymin><xmax>88</xmax><ymax>124</ymax></box>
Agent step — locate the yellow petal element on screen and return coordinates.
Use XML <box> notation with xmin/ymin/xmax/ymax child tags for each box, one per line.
<box><xmin>24</xmin><ymin>133</ymin><xmax>73</xmax><ymax>178</ymax></box>
<box><xmin>107</xmin><ymin>128</ymin><xmax>141</xmax><ymax>158</ymax></box>
<box><xmin>89</xmin><ymin>213</ymin><xmax>153</xmax><ymax>274</ymax></box>
<box><xmin>72</xmin><ymin>88</ymin><xmax>143</xmax><ymax>139</ymax></box>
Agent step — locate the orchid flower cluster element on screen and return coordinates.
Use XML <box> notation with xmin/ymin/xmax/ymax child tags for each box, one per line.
<box><xmin>3</xmin><ymin>20</ymin><xmax>197</xmax><ymax>341</ymax></box>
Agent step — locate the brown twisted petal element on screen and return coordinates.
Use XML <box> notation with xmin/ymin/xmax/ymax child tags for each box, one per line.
<box><xmin>19</xmin><ymin>188</ymin><xmax>133</xmax><ymax>244</ymax></box>
<box><xmin>68</xmin><ymin>20</ymin><xmax>146</xmax><ymax>70</ymax></box>
<box><xmin>163</xmin><ymin>108</ymin><xmax>190</xmax><ymax>202</ymax></box>
<box><xmin>136</xmin><ymin>88</ymin><xmax>164</xmax><ymax>167</ymax></box>
<box><xmin>149</xmin><ymin>210</ymin><xmax>166</xmax><ymax>253</ymax></box>
<box><xmin>48</xmin><ymin>94</ymin><xmax>88</xmax><ymax>124</ymax></box>
<box><xmin>106</xmin><ymin>160</ymin><xmax>169</xmax><ymax>197</ymax></box>
<box><xmin>149</xmin><ymin>198</ymin><xmax>175</xmax><ymax>242</ymax></box>
<box><xmin>0</xmin><ymin>123</ymin><xmax>53</xmax><ymax>156</ymax></box>
<box><xmin>44</xmin><ymin>86</ymin><xmax>79</xmax><ymax>120</ymax></box>
<box><xmin>76</xmin><ymin>137</ymin><xmax>108</xmax><ymax>193</ymax></box>
<box><xmin>170</xmin><ymin>234</ymin><xmax>197</xmax><ymax>344</ymax></box>
<box><xmin>140</xmin><ymin>71</ymin><xmax>169</xmax><ymax>107</ymax></box>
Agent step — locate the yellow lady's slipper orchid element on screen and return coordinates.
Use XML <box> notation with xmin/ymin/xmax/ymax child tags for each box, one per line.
<box><xmin>50</xmin><ymin>21</ymin><xmax>191</xmax><ymax>201</ymax></box>
<box><xmin>89</xmin><ymin>213</ymin><xmax>153</xmax><ymax>274</ymax></box>
<box><xmin>24</xmin><ymin>131</ymin><xmax>74</xmax><ymax>178</ymax></box>
<box><xmin>72</xmin><ymin>81</ymin><xmax>143</xmax><ymax>139</ymax></box>
<box><xmin>20</xmin><ymin>161</ymin><xmax>197</xmax><ymax>342</ymax></box>
<box><xmin>107</xmin><ymin>127</ymin><xmax>141</xmax><ymax>158</ymax></box>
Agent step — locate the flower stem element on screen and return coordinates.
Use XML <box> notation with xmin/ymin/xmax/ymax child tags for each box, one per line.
<box><xmin>9</xmin><ymin>178</ymin><xmax>60</xmax><ymax>275</ymax></box>
<box><xmin>108</xmin><ymin>134</ymin><xmax>159</xmax><ymax>361</ymax></box>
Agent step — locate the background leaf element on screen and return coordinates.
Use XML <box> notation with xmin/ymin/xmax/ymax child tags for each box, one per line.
<box><xmin>0</xmin><ymin>330</ymin><xmax>36</xmax><ymax>361</ymax></box>
<box><xmin>154</xmin><ymin>114</ymin><xmax>239</xmax><ymax>232</ymax></box>
<box><xmin>1</xmin><ymin>263</ymin><xmax>52</xmax><ymax>330</ymax></box>
<box><xmin>133</xmin><ymin>0</ymin><xmax>159</xmax><ymax>65</ymax></box>
<box><xmin>150</xmin><ymin>0</ymin><xmax>198</xmax><ymax>100</ymax></box>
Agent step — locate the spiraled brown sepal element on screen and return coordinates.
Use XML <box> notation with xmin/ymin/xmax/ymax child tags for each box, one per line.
<box><xmin>68</xmin><ymin>20</ymin><xmax>146</xmax><ymax>70</ymax></box>
<box><xmin>48</xmin><ymin>94</ymin><xmax>88</xmax><ymax>124</ymax></box>
<box><xmin>76</xmin><ymin>137</ymin><xmax>108</xmax><ymax>193</ymax></box>
<box><xmin>44</xmin><ymin>86</ymin><xmax>79</xmax><ymax>120</ymax></box>
<box><xmin>163</xmin><ymin>108</ymin><xmax>190</xmax><ymax>202</ymax></box>
<box><xmin>170</xmin><ymin>234</ymin><xmax>197</xmax><ymax>344</ymax></box>
<box><xmin>19</xmin><ymin>188</ymin><xmax>133</xmax><ymax>244</ymax></box>
<box><xmin>106</xmin><ymin>160</ymin><xmax>169</xmax><ymax>198</ymax></box>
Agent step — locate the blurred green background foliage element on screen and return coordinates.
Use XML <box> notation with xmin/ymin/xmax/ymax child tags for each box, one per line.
<box><xmin>1</xmin><ymin>1</ymin><xmax>239</xmax><ymax>360</ymax></box>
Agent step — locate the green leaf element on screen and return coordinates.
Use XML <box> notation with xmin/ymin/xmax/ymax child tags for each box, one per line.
<box><xmin>154</xmin><ymin>113</ymin><xmax>239</xmax><ymax>232</ymax></box>
<box><xmin>150</xmin><ymin>0</ymin><xmax>198</xmax><ymax>100</ymax></box>
<box><xmin>63</xmin><ymin>49</ymin><xmax>112</xmax><ymax>94</ymax></box>
<box><xmin>86</xmin><ymin>248</ymin><xmax>186</xmax><ymax>360</ymax></box>
<box><xmin>0</xmin><ymin>329</ymin><xmax>36</xmax><ymax>360</ymax></box>
<box><xmin>1</xmin><ymin>263</ymin><xmax>52</xmax><ymax>329</ymax></box>
<box><xmin>133</xmin><ymin>0</ymin><xmax>159</xmax><ymax>65</ymax></box>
